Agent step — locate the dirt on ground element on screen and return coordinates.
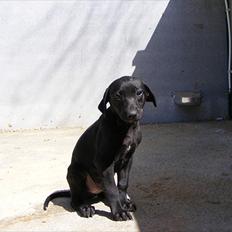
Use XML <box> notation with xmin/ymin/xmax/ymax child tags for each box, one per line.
<box><xmin>1</xmin><ymin>121</ymin><xmax>232</xmax><ymax>231</ymax></box>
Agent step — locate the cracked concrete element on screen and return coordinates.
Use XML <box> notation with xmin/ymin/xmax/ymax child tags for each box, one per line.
<box><xmin>1</xmin><ymin>121</ymin><xmax>232</xmax><ymax>231</ymax></box>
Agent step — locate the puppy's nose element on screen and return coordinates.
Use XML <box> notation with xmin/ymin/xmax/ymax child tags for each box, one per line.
<box><xmin>127</xmin><ymin>112</ymin><xmax>137</xmax><ymax>120</ymax></box>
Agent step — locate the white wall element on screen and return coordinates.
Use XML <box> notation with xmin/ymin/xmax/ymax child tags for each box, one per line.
<box><xmin>0</xmin><ymin>1</ymin><xmax>169</xmax><ymax>129</ymax></box>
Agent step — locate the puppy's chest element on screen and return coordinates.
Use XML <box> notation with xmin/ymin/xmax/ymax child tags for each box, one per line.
<box><xmin>121</xmin><ymin>135</ymin><xmax>137</xmax><ymax>155</ymax></box>
<box><xmin>114</xmin><ymin>142</ymin><xmax>135</xmax><ymax>171</ymax></box>
<box><xmin>115</xmin><ymin>127</ymin><xmax>141</xmax><ymax>167</ymax></box>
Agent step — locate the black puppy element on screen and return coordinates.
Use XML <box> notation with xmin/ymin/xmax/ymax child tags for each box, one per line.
<box><xmin>43</xmin><ymin>76</ymin><xmax>156</xmax><ymax>221</ymax></box>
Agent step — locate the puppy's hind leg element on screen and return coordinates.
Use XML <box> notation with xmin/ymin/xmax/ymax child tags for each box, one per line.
<box><xmin>67</xmin><ymin>164</ymin><xmax>95</xmax><ymax>218</ymax></box>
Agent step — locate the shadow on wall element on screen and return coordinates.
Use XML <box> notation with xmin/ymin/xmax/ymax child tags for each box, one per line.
<box><xmin>130</xmin><ymin>0</ymin><xmax>228</xmax><ymax>231</ymax></box>
<box><xmin>133</xmin><ymin>0</ymin><xmax>228</xmax><ymax>124</ymax></box>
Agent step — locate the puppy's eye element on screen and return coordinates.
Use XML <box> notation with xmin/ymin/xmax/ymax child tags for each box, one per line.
<box><xmin>136</xmin><ymin>90</ymin><xmax>143</xmax><ymax>97</ymax></box>
<box><xmin>114</xmin><ymin>92</ymin><xmax>121</xmax><ymax>99</ymax></box>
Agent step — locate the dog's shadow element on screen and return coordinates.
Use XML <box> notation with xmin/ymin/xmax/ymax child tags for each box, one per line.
<box><xmin>51</xmin><ymin>197</ymin><xmax>113</xmax><ymax>220</ymax></box>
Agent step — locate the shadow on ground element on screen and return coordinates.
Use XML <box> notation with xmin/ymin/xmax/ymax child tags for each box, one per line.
<box><xmin>129</xmin><ymin>121</ymin><xmax>232</xmax><ymax>232</ymax></box>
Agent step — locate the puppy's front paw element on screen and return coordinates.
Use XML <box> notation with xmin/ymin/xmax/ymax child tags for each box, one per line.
<box><xmin>78</xmin><ymin>205</ymin><xmax>95</xmax><ymax>218</ymax></box>
<box><xmin>122</xmin><ymin>199</ymin><xmax>137</xmax><ymax>212</ymax></box>
<box><xmin>113</xmin><ymin>210</ymin><xmax>132</xmax><ymax>221</ymax></box>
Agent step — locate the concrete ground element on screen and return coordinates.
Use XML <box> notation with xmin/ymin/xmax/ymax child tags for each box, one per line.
<box><xmin>1</xmin><ymin>121</ymin><xmax>232</xmax><ymax>232</ymax></box>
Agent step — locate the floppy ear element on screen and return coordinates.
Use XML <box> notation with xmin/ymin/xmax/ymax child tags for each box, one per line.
<box><xmin>144</xmin><ymin>84</ymin><xmax>157</xmax><ymax>107</ymax></box>
<box><xmin>98</xmin><ymin>87</ymin><xmax>110</xmax><ymax>113</ymax></box>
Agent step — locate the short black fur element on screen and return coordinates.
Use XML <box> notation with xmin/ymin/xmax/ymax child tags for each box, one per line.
<box><xmin>43</xmin><ymin>76</ymin><xmax>156</xmax><ymax>221</ymax></box>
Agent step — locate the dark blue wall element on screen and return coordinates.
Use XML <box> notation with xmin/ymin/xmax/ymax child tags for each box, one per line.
<box><xmin>133</xmin><ymin>0</ymin><xmax>228</xmax><ymax>123</ymax></box>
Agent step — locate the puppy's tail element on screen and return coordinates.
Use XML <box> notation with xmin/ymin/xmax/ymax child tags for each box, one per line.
<box><xmin>43</xmin><ymin>190</ymin><xmax>71</xmax><ymax>210</ymax></box>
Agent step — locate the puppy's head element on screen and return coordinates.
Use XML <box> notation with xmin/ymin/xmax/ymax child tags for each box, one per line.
<box><xmin>98</xmin><ymin>76</ymin><xmax>156</xmax><ymax>124</ymax></box>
